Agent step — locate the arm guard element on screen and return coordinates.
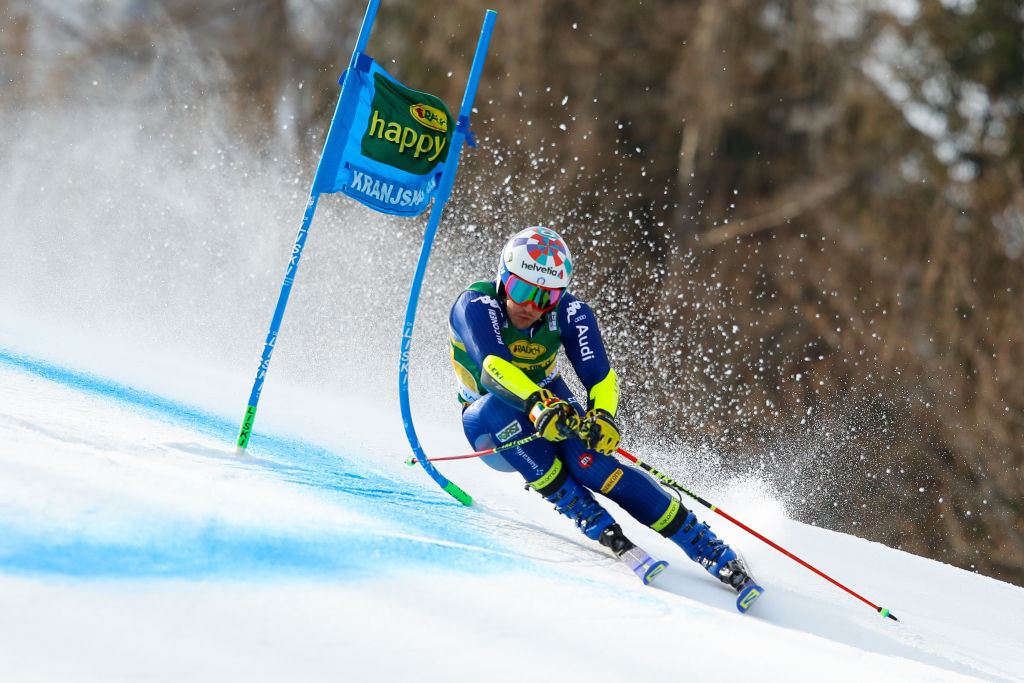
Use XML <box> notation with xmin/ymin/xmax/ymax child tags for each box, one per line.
<box><xmin>480</xmin><ymin>354</ymin><xmax>544</xmax><ymax>412</ymax></box>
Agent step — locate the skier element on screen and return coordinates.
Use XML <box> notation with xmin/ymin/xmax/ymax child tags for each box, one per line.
<box><xmin>449</xmin><ymin>225</ymin><xmax>762</xmax><ymax>610</ymax></box>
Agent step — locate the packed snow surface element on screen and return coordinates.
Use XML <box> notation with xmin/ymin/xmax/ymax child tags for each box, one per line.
<box><xmin>1</xmin><ymin>324</ymin><xmax>1022</xmax><ymax>683</ymax></box>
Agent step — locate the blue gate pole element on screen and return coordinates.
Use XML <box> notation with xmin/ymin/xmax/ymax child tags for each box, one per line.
<box><xmin>236</xmin><ymin>0</ymin><xmax>381</xmax><ymax>450</ymax></box>
<box><xmin>398</xmin><ymin>9</ymin><xmax>497</xmax><ymax>504</ymax></box>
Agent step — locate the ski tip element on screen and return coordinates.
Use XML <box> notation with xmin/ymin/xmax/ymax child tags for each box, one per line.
<box><xmin>736</xmin><ymin>583</ymin><xmax>764</xmax><ymax>613</ymax></box>
<box><xmin>642</xmin><ymin>560</ymin><xmax>669</xmax><ymax>585</ymax></box>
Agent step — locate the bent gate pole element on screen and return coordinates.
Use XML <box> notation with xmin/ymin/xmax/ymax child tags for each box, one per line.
<box><xmin>398</xmin><ymin>10</ymin><xmax>497</xmax><ymax>505</ymax></box>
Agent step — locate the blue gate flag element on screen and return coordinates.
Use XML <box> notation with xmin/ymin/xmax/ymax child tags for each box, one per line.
<box><xmin>312</xmin><ymin>54</ymin><xmax>454</xmax><ymax>216</ymax></box>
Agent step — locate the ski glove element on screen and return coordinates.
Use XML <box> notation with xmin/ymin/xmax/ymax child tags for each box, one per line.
<box><xmin>528</xmin><ymin>389</ymin><xmax>580</xmax><ymax>442</ymax></box>
<box><xmin>579</xmin><ymin>408</ymin><xmax>620</xmax><ymax>455</ymax></box>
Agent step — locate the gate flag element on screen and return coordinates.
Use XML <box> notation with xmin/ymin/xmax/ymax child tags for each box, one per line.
<box><xmin>313</xmin><ymin>54</ymin><xmax>454</xmax><ymax>216</ymax></box>
<box><xmin>235</xmin><ymin>0</ymin><xmax>495</xmax><ymax>493</ymax></box>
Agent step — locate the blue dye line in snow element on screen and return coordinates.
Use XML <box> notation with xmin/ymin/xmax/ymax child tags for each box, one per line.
<box><xmin>0</xmin><ymin>527</ymin><xmax>507</xmax><ymax>579</ymax></box>
<box><xmin>0</xmin><ymin>346</ymin><xmax>520</xmax><ymax>579</ymax></box>
<box><xmin>0</xmin><ymin>347</ymin><xmax>238</xmax><ymax>441</ymax></box>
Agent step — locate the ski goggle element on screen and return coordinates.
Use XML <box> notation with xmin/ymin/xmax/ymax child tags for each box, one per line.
<box><xmin>503</xmin><ymin>273</ymin><xmax>565</xmax><ymax>312</ymax></box>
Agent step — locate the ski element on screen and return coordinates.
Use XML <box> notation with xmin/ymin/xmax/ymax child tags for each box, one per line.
<box><xmin>619</xmin><ymin>545</ymin><xmax>669</xmax><ymax>585</ymax></box>
<box><xmin>599</xmin><ymin>524</ymin><xmax>668</xmax><ymax>585</ymax></box>
<box><xmin>617</xmin><ymin>540</ymin><xmax>763</xmax><ymax>612</ymax></box>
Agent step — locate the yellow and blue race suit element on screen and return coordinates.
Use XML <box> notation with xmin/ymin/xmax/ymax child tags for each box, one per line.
<box><xmin>449</xmin><ymin>280</ymin><xmax>686</xmax><ymax>536</ymax></box>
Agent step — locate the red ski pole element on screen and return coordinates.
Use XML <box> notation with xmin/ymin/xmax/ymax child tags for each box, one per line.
<box><xmin>405</xmin><ymin>433</ymin><xmax>542</xmax><ymax>466</ymax></box>
<box><xmin>615</xmin><ymin>447</ymin><xmax>898</xmax><ymax>621</ymax></box>
<box><xmin>403</xmin><ymin>433</ymin><xmax>898</xmax><ymax>620</ymax></box>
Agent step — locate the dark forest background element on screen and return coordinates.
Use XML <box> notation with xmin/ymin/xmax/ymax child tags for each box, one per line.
<box><xmin>3</xmin><ymin>1</ymin><xmax>1021</xmax><ymax>586</ymax></box>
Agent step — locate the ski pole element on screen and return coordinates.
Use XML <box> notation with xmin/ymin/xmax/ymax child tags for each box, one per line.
<box><xmin>616</xmin><ymin>447</ymin><xmax>899</xmax><ymax>621</ymax></box>
<box><xmin>405</xmin><ymin>433</ymin><xmax>542</xmax><ymax>466</ymax></box>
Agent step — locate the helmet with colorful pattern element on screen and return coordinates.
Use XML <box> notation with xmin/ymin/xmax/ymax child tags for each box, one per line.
<box><xmin>497</xmin><ymin>226</ymin><xmax>573</xmax><ymax>312</ymax></box>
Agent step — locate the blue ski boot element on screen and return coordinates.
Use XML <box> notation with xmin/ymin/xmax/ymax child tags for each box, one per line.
<box><xmin>667</xmin><ymin>509</ymin><xmax>737</xmax><ymax>574</ymax></box>
<box><xmin>530</xmin><ymin>461</ymin><xmax>669</xmax><ymax>585</ymax></box>
<box><xmin>542</xmin><ymin>474</ymin><xmax>614</xmax><ymax>540</ymax></box>
<box><xmin>666</xmin><ymin>509</ymin><xmax>764</xmax><ymax>612</ymax></box>
<box><xmin>529</xmin><ymin>458</ymin><xmax>613</xmax><ymax>540</ymax></box>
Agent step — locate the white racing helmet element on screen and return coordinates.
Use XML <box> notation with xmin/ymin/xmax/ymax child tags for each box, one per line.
<box><xmin>497</xmin><ymin>226</ymin><xmax>573</xmax><ymax>312</ymax></box>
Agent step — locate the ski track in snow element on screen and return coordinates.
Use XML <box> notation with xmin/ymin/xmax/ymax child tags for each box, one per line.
<box><xmin>2</xmin><ymin>343</ymin><xmax>1024</xmax><ymax>682</ymax></box>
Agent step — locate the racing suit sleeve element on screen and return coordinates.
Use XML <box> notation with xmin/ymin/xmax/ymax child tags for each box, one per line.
<box><xmin>559</xmin><ymin>295</ymin><xmax>620</xmax><ymax>416</ymax></box>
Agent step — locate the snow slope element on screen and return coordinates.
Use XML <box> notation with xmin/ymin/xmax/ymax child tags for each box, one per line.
<box><xmin>3</xmin><ymin>8</ymin><xmax>1022</xmax><ymax>679</ymax></box>
<box><xmin>1</xmin><ymin>326</ymin><xmax>1022</xmax><ymax>683</ymax></box>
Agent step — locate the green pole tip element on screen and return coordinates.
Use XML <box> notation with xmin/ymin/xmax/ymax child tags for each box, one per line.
<box><xmin>405</xmin><ymin>456</ymin><xmax>416</xmax><ymax>466</ymax></box>
<box><xmin>879</xmin><ymin>607</ymin><xmax>898</xmax><ymax>621</ymax></box>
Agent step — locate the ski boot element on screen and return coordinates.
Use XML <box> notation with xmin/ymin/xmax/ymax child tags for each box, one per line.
<box><xmin>529</xmin><ymin>459</ymin><xmax>612</xmax><ymax>539</ymax></box>
<box><xmin>542</xmin><ymin>474</ymin><xmax>612</xmax><ymax>540</ymax></box>
<box><xmin>667</xmin><ymin>510</ymin><xmax>765</xmax><ymax>612</ymax></box>
<box><xmin>530</xmin><ymin>462</ymin><xmax>668</xmax><ymax>585</ymax></box>
<box><xmin>599</xmin><ymin>524</ymin><xmax>669</xmax><ymax>585</ymax></box>
<box><xmin>666</xmin><ymin>509</ymin><xmax>736</xmax><ymax>572</ymax></box>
